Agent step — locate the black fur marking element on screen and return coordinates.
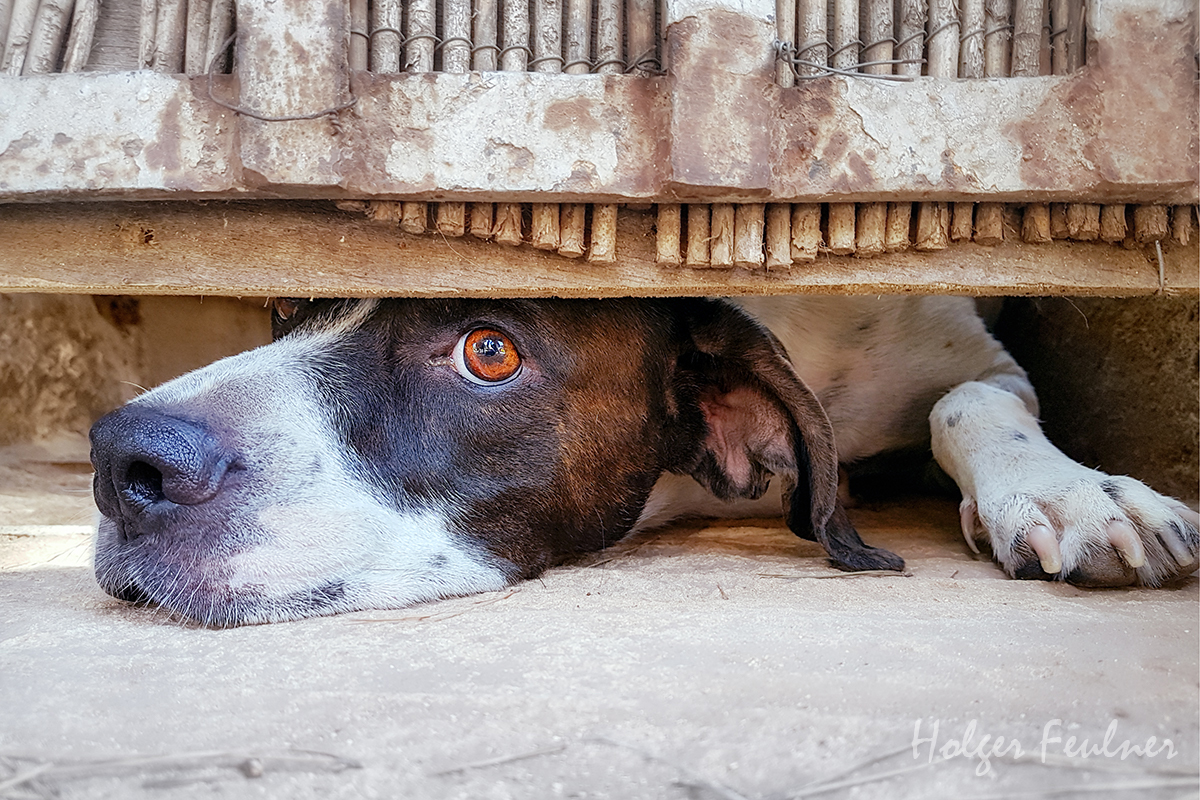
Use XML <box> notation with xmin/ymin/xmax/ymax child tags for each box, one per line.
<box><xmin>786</xmin><ymin>430</ymin><xmax>817</xmax><ymax>542</ymax></box>
<box><xmin>308</xmin><ymin>581</ymin><xmax>346</xmax><ymax>605</ymax></box>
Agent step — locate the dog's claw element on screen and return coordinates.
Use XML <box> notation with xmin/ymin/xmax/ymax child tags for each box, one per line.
<box><xmin>976</xmin><ymin>474</ymin><xmax>1198</xmax><ymax>586</ymax></box>
<box><xmin>1106</xmin><ymin>520</ymin><xmax>1145</xmax><ymax>569</ymax></box>
<box><xmin>959</xmin><ymin>497</ymin><xmax>981</xmax><ymax>554</ymax></box>
<box><xmin>1160</xmin><ymin>523</ymin><xmax>1197</xmax><ymax>568</ymax></box>
<box><xmin>1026</xmin><ymin>525</ymin><xmax>1062</xmax><ymax>574</ymax></box>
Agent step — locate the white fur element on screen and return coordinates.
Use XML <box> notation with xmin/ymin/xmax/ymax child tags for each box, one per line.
<box><xmin>99</xmin><ymin>299</ymin><xmax>507</xmax><ymax>623</ymax></box>
<box><xmin>734</xmin><ymin>296</ymin><xmax>1033</xmax><ymax>460</ymax></box>
<box><xmin>931</xmin><ymin>380</ymin><xmax>1198</xmax><ymax>585</ymax></box>
<box><xmin>647</xmin><ymin>296</ymin><xmax>1197</xmax><ymax>586</ymax></box>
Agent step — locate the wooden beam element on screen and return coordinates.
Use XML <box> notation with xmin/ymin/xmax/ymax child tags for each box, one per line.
<box><xmin>0</xmin><ymin>202</ymin><xmax>1194</xmax><ymax>298</ymax></box>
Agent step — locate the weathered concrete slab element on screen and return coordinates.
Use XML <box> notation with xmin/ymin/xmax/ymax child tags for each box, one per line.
<box><xmin>0</xmin><ymin>0</ymin><xmax>1193</xmax><ymax>204</ymax></box>
<box><xmin>235</xmin><ymin>0</ymin><xmax>352</xmax><ymax>190</ymax></box>
<box><xmin>341</xmin><ymin>72</ymin><xmax>669</xmax><ymax>200</ymax></box>
<box><xmin>0</xmin><ymin>72</ymin><xmax>237</xmax><ymax>198</ymax></box>
<box><xmin>747</xmin><ymin>1</ymin><xmax>1198</xmax><ymax>202</ymax></box>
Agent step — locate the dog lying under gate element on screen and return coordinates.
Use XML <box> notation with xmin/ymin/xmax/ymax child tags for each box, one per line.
<box><xmin>89</xmin><ymin>296</ymin><xmax>1200</xmax><ymax>626</ymax></box>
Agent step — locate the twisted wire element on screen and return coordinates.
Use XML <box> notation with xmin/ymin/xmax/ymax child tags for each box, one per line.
<box><xmin>206</xmin><ymin>31</ymin><xmax>357</xmax><ymax>122</ymax></box>
<box><xmin>357</xmin><ymin>2</ymin><xmax>663</xmax><ymax>76</ymax></box>
<box><xmin>774</xmin><ymin>40</ymin><xmax>918</xmax><ymax>82</ymax></box>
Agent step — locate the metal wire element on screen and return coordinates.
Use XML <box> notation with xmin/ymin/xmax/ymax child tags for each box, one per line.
<box><xmin>435</xmin><ymin>36</ymin><xmax>474</xmax><ymax>53</ymax></box>
<box><xmin>32</xmin><ymin>0</ymin><xmax>1093</xmax><ymax>84</ymax></box>
<box><xmin>206</xmin><ymin>32</ymin><xmax>357</xmax><ymax>122</ymax></box>
<box><xmin>926</xmin><ymin>19</ymin><xmax>962</xmax><ymax>48</ymax></box>
<box><xmin>496</xmin><ymin>44</ymin><xmax>535</xmax><ymax>63</ymax></box>
<box><xmin>369</xmin><ymin>26</ymin><xmax>406</xmax><ymax>43</ymax></box>
<box><xmin>360</xmin><ymin>0</ymin><xmax>663</xmax><ymax>76</ymax></box>
<box><xmin>775</xmin><ymin>40</ymin><xmax>919</xmax><ymax>82</ymax></box>
<box><xmin>773</xmin><ymin>0</ymin><xmax>1088</xmax><ymax>82</ymax></box>
<box><xmin>528</xmin><ymin>54</ymin><xmax>566</xmax><ymax>70</ymax></box>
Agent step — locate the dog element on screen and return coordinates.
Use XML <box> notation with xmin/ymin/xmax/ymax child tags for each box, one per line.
<box><xmin>89</xmin><ymin>296</ymin><xmax>1200</xmax><ymax>626</ymax></box>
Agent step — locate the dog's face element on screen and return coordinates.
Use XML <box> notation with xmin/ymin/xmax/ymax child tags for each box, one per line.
<box><xmin>90</xmin><ymin>298</ymin><xmax>899</xmax><ymax>625</ymax></box>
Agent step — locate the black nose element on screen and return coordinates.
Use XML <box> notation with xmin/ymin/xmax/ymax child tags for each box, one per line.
<box><xmin>90</xmin><ymin>407</ymin><xmax>235</xmax><ymax>535</ymax></box>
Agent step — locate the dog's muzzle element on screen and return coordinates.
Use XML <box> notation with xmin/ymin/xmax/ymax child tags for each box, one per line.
<box><xmin>90</xmin><ymin>407</ymin><xmax>237</xmax><ymax>541</ymax></box>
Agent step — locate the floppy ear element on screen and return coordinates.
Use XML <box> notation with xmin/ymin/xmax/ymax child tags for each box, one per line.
<box><xmin>670</xmin><ymin>300</ymin><xmax>904</xmax><ymax>572</ymax></box>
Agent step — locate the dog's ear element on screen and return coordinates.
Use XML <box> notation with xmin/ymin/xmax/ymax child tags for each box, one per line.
<box><xmin>669</xmin><ymin>300</ymin><xmax>904</xmax><ymax>572</ymax></box>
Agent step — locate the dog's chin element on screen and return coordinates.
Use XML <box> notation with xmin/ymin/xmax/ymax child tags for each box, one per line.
<box><xmin>92</xmin><ymin>506</ymin><xmax>514</xmax><ymax>626</ymax></box>
<box><xmin>95</xmin><ymin>572</ymin><xmax>354</xmax><ymax>628</ymax></box>
<box><xmin>92</xmin><ymin>516</ymin><xmax>352</xmax><ymax>627</ymax></box>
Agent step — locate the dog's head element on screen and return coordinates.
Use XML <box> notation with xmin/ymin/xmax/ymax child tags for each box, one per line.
<box><xmin>90</xmin><ymin>298</ymin><xmax>901</xmax><ymax>625</ymax></box>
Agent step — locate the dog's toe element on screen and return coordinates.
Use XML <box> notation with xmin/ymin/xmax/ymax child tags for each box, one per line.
<box><xmin>1104</xmin><ymin>520</ymin><xmax>1144</xmax><ymax>569</ymax></box>
<box><xmin>1024</xmin><ymin>524</ymin><xmax>1062</xmax><ymax>574</ymax></box>
<box><xmin>1006</xmin><ymin>519</ymin><xmax>1136</xmax><ymax>586</ymax></box>
<box><xmin>1159</xmin><ymin>520</ymin><xmax>1199</xmax><ymax>569</ymax></box>
<box><xmin>1099</xmin><ymin>476</ymin><xmax>1198</xmax><ymax>584</ymax></box>
<box><xmin>1062</xmin><ymin>518</ymin><xmax>1140</xmax><ymax>587</ymax></box>
<box><xmin>1062</xmin><ymin>552</ymin><xmax>1137</xmax><ymax>588</ymax></box>
<box><xmin>974</xmin><ymin>472</ymin><xmax>1199</xmax><ymax>588</ymax></box>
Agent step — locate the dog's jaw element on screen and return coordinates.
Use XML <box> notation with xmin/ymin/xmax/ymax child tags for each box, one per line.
<box><xmin>95</xmin><ymin>506</ymin><xmax>509</xmax><ymax>626</ymax></box>
<box><xmin>91</xmin><ymin>302</ymin><xmax>512</xmax><ymax>626</ymax></box>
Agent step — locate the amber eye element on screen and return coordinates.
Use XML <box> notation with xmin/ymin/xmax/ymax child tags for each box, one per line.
<box><xmin>454</xmin><ymin>328</ymin><xmax>522</xmax><ymax>385</ymax></box>
<box><xmin>271</xmin><ymin>297</ymin><xmax>303</xmax><ymax>321</ymax></box>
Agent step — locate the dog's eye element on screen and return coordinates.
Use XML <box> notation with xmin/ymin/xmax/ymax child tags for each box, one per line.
<box><xmin>271</xmin><ymin>298</ymin><xmax>303</xmax><ymax>321</ymax></box>
<box><xmin>454</xmin><ymin>329</ymin><xmax>522</xmax><ymax>385</ymax></box>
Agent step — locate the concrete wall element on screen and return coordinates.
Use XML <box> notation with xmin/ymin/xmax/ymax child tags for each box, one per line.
<box><xmin>0</xmin><ymin>295</ymin><xmax>270</xmax><ymax>446</ymax></box>
<box><xmin>0</xmin><ymin>294</ymin><xmax>138</xmax><ymax>446</ymax></box>
<box><xmin>997</xmin><ymin>296</ymin><xmax>1200</xmax><ymax>505</ymax></box>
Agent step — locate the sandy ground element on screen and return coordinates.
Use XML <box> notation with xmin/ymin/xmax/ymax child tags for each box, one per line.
<box><xmin>1</xmin><ymin>436</ymin><xmax>1197</xmax><ymax>800</ymax></box>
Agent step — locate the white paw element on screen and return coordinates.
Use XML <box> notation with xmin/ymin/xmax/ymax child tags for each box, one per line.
<box><xmin>961</xmin><ymin>466</ymin><xmax>1200</xmax><ymax>587</ymax></box>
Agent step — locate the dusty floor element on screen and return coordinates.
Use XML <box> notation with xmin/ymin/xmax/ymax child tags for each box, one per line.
<box><xmin>1</xmin><ymin>436</ymin><xmax>1197</xmax><ymax>800</ymax></box>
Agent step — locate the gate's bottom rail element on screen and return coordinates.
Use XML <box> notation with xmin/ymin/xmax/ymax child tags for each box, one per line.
<box><xmin>0</xmin><ymin>201</ymin><xmax>1195</xmax><ymax>298</ymax></box>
